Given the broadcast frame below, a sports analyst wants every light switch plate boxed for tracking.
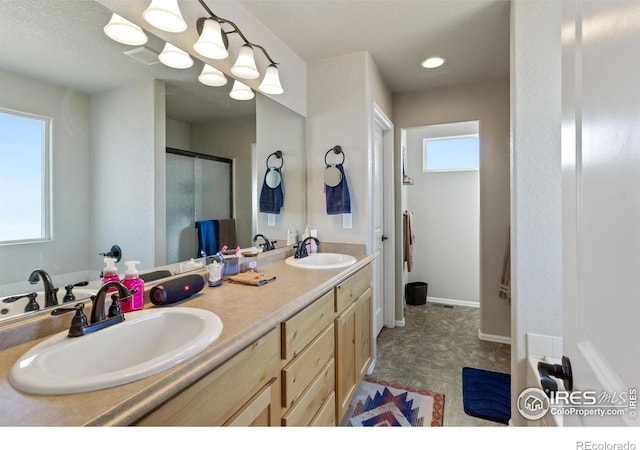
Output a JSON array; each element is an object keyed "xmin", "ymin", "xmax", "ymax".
[{"xmin": 342, "ymin": 213, "xmax": 352, "ymax": 229}]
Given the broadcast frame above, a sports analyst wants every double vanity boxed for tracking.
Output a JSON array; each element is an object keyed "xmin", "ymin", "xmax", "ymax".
[{"xmin": 0, "ymin": 244, "xmax": 373, "ymax": 426}]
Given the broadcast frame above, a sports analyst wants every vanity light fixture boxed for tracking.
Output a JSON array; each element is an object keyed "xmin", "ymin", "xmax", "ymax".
[
  {"xmin": 198, "ymin": 64, "xmax": 227, "ymax": 87},
  {"xmin": 111, "ymin": 0, "xmax": 284, "ymax": 97},
  {"xmin": 229, "ymin": 80, "xmax": 255, "ymax": 101},
  {"xmin": 422, "ymin": 57, "xmax": 445, "ymax": 69},
  {"xmin": 142, "ymin": 0, "xmax": 187, "ymax": 33},
  {"xmin": 158, "ymin": 42, "xmax": 193, "ymax": 69},
  {"xmin": 103, "ymin": 13, "xmax": 148, "ymax": 46},
  {"xmin": 194, "ymin": 0, "xmax": 284, "ymax": 95}
]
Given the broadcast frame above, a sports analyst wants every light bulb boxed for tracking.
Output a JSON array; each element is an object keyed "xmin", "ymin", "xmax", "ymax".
[
  {"xmin": 158, "ymin": 42, "xmax": 193, "ymax": 69},
  {"xmin": 143, "ymin": 0, "xmax": 187, "ymax": 33},
  {"xmin": 104, "ymin": 13, "xmax": 148, "ymax": 46},
  {"xmin": 193, "ymin": 19, "xmax": 228, "ymax": 60},
  {"xmin": 231, "ymin": 45, "xmax": 259, "ymax": 80},
  {"xmin": 198, "ymin": 64, "xmax": 227, "ymax": 87},
  {"xmin": 421, "ymin": 57, "xmax": 445, "ymax": 69},
  {"xmin": 258, "ymin": 64, "xmax": 284, "ymax": 95},
  {"xmin": 229, "ymin": 80, "xmax": 254, "ymax": 100}
]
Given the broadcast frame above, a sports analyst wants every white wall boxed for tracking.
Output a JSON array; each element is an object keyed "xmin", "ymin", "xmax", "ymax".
[
  {"xmin": 405, "ymin": 124, "xmax": 480, "ymax": 305},
  {"xmin": 0, "ymin": 69, "xmax": 91, "ymax": 286},
  {"xmin": 255, "ymin": 95, "xmax": 306, "ymax": 245},
  {"xmin": 306, "ymin": 51, "xmax": 392, "ymax": 246},
  {"xmin": 394, "ymin": 79, "xmax": 511, "ymax": 338},
  {"xmin": 510, "ymin": 0, "xmax": 563, "ymax": 426},
  {"xmin": 90, "ymin": 79, "xmax": 162, "ymax": 273},
  {"xmin": 166, "ymin": 118, "xmax": 191, "ymax": 151}
]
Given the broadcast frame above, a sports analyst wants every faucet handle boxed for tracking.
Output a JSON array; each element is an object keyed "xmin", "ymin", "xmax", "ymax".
[
  {"xmin": 109, "ymin": 294, "xmax": 123, "ymax": 318},
  {"xmin": 52, "ymin": 303, "xmax": 88, "ymax": 337}
]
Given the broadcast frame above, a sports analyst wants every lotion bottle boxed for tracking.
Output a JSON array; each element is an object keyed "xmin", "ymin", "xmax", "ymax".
[{"xmin": 122, "ymin": 261, "xmax": 144, "ymax": 313}]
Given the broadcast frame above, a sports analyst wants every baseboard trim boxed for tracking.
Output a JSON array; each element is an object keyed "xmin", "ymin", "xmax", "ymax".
[
  {"xmin": 395, "ymin": 318, "xmax": 406, "ymax": 327},
  {"xmin": 427, "ymin": 296, "xmax": 479, "ymax": 308},
  {"xmin": 478, "ymin": 330, "xmax": 512, "ymax": 345}
]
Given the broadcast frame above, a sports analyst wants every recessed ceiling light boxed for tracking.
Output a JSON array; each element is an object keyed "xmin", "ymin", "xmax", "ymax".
[{"xmin": 422, "ymin": 57, "xmax": 445, "ymax": 69}]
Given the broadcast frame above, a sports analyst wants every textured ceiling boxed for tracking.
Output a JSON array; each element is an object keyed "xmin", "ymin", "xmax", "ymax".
[{"xmin": 239, "ymin": 0, "xmax": 511, "ymax": 93}]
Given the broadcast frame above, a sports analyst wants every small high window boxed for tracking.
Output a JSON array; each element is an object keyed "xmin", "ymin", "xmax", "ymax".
[
  {"xmin": 0, "ymin": 108, "xmax": 51, "ymax": 244},
  {"xmin": 424, "ymin": 134, "xmax": 479, "ymax": 172}
]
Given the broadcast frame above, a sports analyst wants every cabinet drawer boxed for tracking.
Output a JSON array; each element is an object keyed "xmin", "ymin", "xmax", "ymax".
[
  {"xmin": 281, "ymin": 359, "xmax": 335, "ymax": 427},
  {"xmin": 335, "ymin": 264, "xmax": 372, "ymax": 313},
  {"xmin": 282, "ymin": 324, "xmax": 334, "ymax": 408},
  {"xmin": 281, "ymin": 290, "xmax": 333, "ymax": 361},
  {"xmin": 309, "ymin": 391, "xmax": 336, "ymax": 427}
]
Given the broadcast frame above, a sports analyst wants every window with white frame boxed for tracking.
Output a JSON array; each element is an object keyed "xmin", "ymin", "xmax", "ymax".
[
  {"xmin": 423, "ymin": 134, "xmax": 479, "ymax": 172},
  {"xmin": 0, "ymin": 108, "xmax": 51, "ymax": 243}
]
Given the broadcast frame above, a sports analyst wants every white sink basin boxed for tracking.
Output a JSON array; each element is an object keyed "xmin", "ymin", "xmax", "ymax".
[
  {"xmin": 9, "ymin": 307, "xmax": 223, "ymax": 395},
  {"xmin": 285, "ymin": 253, "xmax": 357, "ymax": 269}
]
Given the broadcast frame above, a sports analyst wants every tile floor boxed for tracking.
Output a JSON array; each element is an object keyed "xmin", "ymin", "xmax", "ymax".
[{"xmin": 369, "ymin": 302, "xmax": 511, "ymax": 426}]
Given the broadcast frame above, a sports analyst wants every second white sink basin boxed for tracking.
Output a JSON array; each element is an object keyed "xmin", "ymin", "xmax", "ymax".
[
  {"xmin": 285, "ymin": 253, "xmax": 357, "ymax": 269},
  {"xmin": 9, "ymin": 307, "xmax": 223, "ymax": 395}
]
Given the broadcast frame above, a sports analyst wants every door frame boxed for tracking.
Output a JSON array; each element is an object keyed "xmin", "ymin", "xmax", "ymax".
[{"xmin": 368, "ymin": 103, "xmax": 395, "ymax": 330}]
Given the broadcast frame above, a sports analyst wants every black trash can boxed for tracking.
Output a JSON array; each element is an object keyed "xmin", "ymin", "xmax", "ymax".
[{"xmin": 405, "ymin": 282, "xmax": 428, "ymax": 305}]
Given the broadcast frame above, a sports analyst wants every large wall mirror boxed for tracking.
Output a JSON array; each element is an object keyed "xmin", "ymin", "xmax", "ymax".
[{"xmin": 0, "ymin": 0, "xmax": 306, "ymax": 322}]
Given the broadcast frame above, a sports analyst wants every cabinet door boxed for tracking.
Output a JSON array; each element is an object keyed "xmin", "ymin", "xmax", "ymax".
[
  {"xmin": 335, "ymin": 287, "xmax": 373, "ymax": 422},
  {"xmin": 356, "ymin": 288, "xmax": 373, "ymax": 380},
  {"xmin": 224, "ymin": 378, "xmax": 279, "ymax": 426},
  {"xmin": 335, "ymin": 299, "xmax": 358, "ymax": 421}
]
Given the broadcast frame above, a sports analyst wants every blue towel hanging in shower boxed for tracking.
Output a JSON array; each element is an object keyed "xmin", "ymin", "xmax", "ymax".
[
  {"xmin": 195, "ymin": 220, "xmax": 218, "ymax": 257},
  {"xmin": 259, "ymin": 167, "xmax": 284, "ymax": 214},
  {"xmin": 325, "ymin": 163, "xmax": 351, "ymax": 215}
]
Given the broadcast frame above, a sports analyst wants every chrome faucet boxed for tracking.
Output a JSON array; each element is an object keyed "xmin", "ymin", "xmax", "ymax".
[
  {"xmin": 294, "ymin": 237, "xmax": 320, "ymax": 259},
  {"xmin": 253, "ymin": 234, "xmax": 275, "ymax": 252},
  {"xmin": 28, "ymin": 269, "xmax": 58, "ymax": 308},
  {"xmin": 51, "ymin": 281, "xmax": 130, "ymax": 337}
]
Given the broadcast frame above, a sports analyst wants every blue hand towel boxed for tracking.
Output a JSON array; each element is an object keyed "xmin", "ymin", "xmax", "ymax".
[
  {"xmin": 195, "ymin": 220, "xmax": 218, "ymax": 257},
  {"xmin": 259, "ymin": 167, "xmax": 284, "ymax": 214},
  {"xmin": 325, "ymin": 163, "xmax": 351, "ymax": 214}
]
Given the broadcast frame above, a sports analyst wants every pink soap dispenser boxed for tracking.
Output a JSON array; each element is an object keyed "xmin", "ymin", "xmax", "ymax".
[
  {"xmin": 122, "ymin": 260, "xmax": 144, "ymax": 313},
  {"xmin": 102, "ymin": 257, "xmax": 120, "ymax": 290}
]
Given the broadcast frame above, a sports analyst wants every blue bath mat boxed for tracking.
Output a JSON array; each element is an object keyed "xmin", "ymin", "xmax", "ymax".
[{"xmin": 462, "ymin": 367, "xmax": 511, "ymax": 424}]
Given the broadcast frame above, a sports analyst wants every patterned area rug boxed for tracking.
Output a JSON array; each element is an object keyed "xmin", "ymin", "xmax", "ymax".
[{"xmin": 339, "ymin": 378, "xmax": 445, "ymax": 426}]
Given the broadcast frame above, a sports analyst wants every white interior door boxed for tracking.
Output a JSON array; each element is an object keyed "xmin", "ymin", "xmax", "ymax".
[
  {"xmin": 372, "ymin": 121, "xmax": 385, "ymax": 337},
  {"xmin": 370, "ymin": 105, "xmax": 395, "ymax": 339},
  {"xmin": 562, "ymin": 0, "xmax": 640, "ymax": 426}
]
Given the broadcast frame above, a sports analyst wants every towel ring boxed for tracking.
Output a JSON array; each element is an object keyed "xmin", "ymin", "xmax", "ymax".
[
  {"xmin": 266, "ymin": 150, "xmax": 284, "ymax": 169},
  {"xmin": 324, "ymin": 146, "xmax": 344, "ymax": 187},
  {"xmin": 324, "ymin": 145, "xmax": 345, "ymax": 165}
]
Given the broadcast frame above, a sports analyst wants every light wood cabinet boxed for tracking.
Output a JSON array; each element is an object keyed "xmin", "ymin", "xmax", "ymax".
[
  {"xmin": 280, "ymin": 289, "xmax": 336, "ymax": 426},
  {"xmin": 133, "ymin": 262, "xmax": 372, "ymax": 428},
  {"xmin": 135, "ymin": 328, "xmax": 281, "ymax": 426},
  {"xmin": 334, "ymin": 266, "xmax": 373, "ymax": 423}
]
